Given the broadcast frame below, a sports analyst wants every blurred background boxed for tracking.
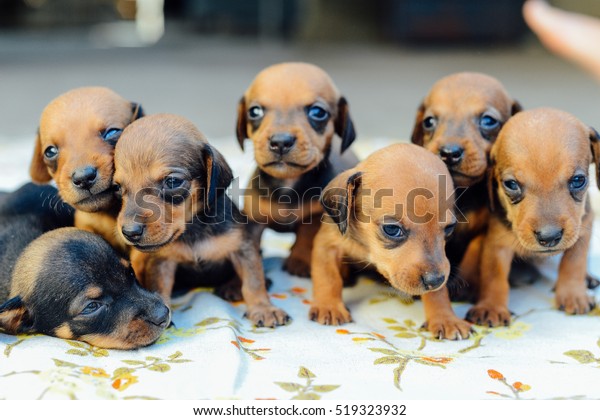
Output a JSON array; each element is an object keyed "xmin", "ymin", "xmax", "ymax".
[{"xmin": 0, "ymin": 0, "xmax": 598, "ymax": 145}]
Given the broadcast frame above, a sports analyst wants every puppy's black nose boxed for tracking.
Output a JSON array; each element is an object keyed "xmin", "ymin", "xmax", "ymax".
[
  {"xmin": 439, "ymin": 144, "xmax": 464, "ymax": 167},
  {"xmin": 534, "ymin": 227, "xmax": 563, "ymax": 248},
  {"xmin": 148, "ymin": 304, "xmax": 170, "ymax": 328},
  {"xmin": 72, "ymin": 166, "xmax": 98, "ymax": 190},
  {"xmin": 269, "ymin": 133, "xmax": 296, "ymax": 155},
  {"xmin": 421, "ymin": 272, "xmax": 446, "ymax": 291},
  {"xmin": 122, "ymin": 224, "xmax": 145, "ymax": 242}
]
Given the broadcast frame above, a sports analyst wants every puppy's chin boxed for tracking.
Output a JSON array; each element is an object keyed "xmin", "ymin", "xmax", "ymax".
[
  {"xmin": 61, "ymin": 185, "xmax": 118, "ymax": 212},
  {"xmin": 259, "ymin": 161, "xmax": 318, "ymax": 179},
  {"xmin": 387, "ymin": 276, "xmax": 444, "ymax": 296},
  {"xmin": 448, "ymin": 167, "xmax": 486, "ymax": 187},
  {"xmin": 79, "ymin": 323, "xmax": 166, "ymax": 350},
  {"xmin": 126, "ymin": 230, "xmax": 180, "ymax": 252}
]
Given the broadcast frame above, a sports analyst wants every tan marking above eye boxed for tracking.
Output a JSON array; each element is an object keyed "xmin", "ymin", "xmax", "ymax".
[{"xmin": 85, "ymin": 286, "xmax": 103, "ymax": 300}]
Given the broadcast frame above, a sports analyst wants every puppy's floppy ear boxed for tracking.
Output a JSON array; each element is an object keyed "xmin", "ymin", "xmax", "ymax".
[
  {"xmin": 203, "ymin": 143, "xmax": 234, "ymax": 207},
  {"xmin": 236, "ymin": 97, "xmax": 248, "ymax": 150},
  {"xmin": 334, "ymin": 97, "xmax": 356, "ymax": 153},
  {"xmin": 0, "ymin": 296, "xmax": 33, "ymax": 334},
  {"xmin": 410, "ymin": 103, "xmax": 425, "ymax": 146},
  {"xmin": 511, "ymin": 100, "xmax": 523, "ymax": 116},
  {"xmin": 589, "ymin": 127, "xmax": 600, "ymax": 190},
  {"xmin": 321, "ymin": 170, "xmax": 362, "ymax": 235},
  {"xmin": 130, "ymin": 102, "xmax": 144, "ymax": 122},
  {"xmin": 29, "ymin": 130, "xmax": 52, "ymax": 184}
]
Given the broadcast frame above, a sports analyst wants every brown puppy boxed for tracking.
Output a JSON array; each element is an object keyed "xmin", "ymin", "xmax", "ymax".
[
  {"xmin": 470, "ymin": 108, "xmax": 599, "ymax": 326},
  {"xmin": 29, "ymin": 86, "xmax": 143, "ymax": 253},
  {"xmin": 310, "ymin": 143, "xmax": 473, "ymax": 340},
  {"xmin": 411, "ymin": 72, "xmax": 521, "ymax": 295},
  {"xmin": 113, "ymin": 114, "xmax": 289, "ymax": 328},
  {"xmin": 236, "ymin": 62, "xmax": 358, "ymax": 277}
]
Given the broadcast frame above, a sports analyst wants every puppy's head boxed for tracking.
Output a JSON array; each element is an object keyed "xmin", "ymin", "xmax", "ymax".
[
  {"xmin": 411, "ymin": 72, "xmax": 521, "ymax": 187},
  {"xmin": 490, "ymin": 108, "xmax": 600, "ymax": 254},
  {"xmin": 0, "ymin": 228, "xmax": 169, "ymax": 349},
  {"xmin": 114, "ymin": 114, "xmax": 233, "ymax": 251},
  {"xmin": 321, "ymin": 144, "xmax": 456, "ymax": 295},
  {"xmin": 30, "ymin": 87, "xmax": 144, "ymax": 212},
  {"xmin": 236, "ymin": 62, "xmax": 356, "ymax": 179}
]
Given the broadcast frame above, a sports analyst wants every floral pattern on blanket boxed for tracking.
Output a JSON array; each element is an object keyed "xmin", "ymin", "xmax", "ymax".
[{"xmin": 1, "ymin": 139, "xmax": 600, "ymax": 399}]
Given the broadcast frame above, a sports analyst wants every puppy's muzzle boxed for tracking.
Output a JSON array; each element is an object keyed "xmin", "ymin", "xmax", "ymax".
[
  {"xmin": 71, "ymin": 166, "xmax": 98, "ymax": 190},
  {"xmin": 534, "ymin": 226, "xmax": 563, "ymax": 248},
  {"xmin": 122, "ymin": 223, "xmax": 145, "ymax": 243},
  {"xmin": 421, "ymin": 272, "xmax": 446, "ymax": 291},
  {"xmin": 439, "ymin": 144, "xmax": 464, "ymax": 167},
  {"xmin": 269, "ymin": 132, "xmax": 296, "ymax": 156}
]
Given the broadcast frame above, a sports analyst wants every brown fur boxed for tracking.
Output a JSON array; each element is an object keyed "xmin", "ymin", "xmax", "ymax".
[
  {"xmin": 114, "ymin": 114, "xmax": 289, "ymax": 328},
  {"xmin": 470, "ymin": 108, "xmax": 599, "ymax": 326},
  {"xmin": 310, "ymin": 144, "xmax": 473, "ymax": 340},
  {"xmin": 237, "ymin": 62, "xmax": 357, "ymax": 277},
  {"xmin": 30, "ymin": 87, "xmax": 143, "ymax": 253}
]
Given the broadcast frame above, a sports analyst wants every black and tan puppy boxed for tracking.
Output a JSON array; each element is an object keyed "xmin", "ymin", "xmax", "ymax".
[
  {"xmin": 0, "ymin": 184, "xmax": 168, "ymax": 349},
  {"xmin": 113, "ymin": 114, "xmax": 289, "ymax": 328},
  {"xmin": 236, "ymin": 62, "xmax": 358, "ymax": 277},
  {"xmin": 29, "ymin": 86, "xmax": 144, "ymax": 253},
  {"xmin": 310, "ymin": 144, "xmax": 473, "ymax": 340},
  {"xmin": 411, "ymin": 72, "xmax": 521, "ymax": 292},
  {"xmin": 470, "ymin": 108, "xmax": 599, "ymax": 326}
]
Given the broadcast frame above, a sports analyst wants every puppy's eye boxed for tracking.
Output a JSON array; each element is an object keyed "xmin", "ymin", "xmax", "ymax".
[
  {"xmin": 307, "ymin": 105, "xmax": 329, "ymax": 122},
  {"xmin": 101, "ymin": 128, "xmax": 123, "ymax": 146},
  {"xmin": 503, "ymin": 179, "xmax": 520, "ymax": 192},
  {"xmin": 479, "ymin": 115, "xmax": 500, "ymax": 131},
  {"xmin": 422, "ymin": 116, "xmax": 437, "ymax": 131},
  {"xmin": 112, "ymin": 183, "xmax": 122, "ymax": 197},
  {"xmin": 80, "ymin": 301, "xmax": 103, "ymax": 316},
  {"xmin": 444, "ymin": 223, "xmax": 456, "ymax": 238},
  {"xmin": 569, "ymin": 175, "xmax": 587, "ymax": 191},
  {"xmin": 44, "ymin": 146, "xmax": 58, "ymax": 159},
  {"xmin": 248, "ymin": 106, "xmax": 264, "ymax": 120},
  {"xmin": 382, "ymin": 224, "xmax": 407, "ymax": 240},
  {"xmin": 163, "ymin": 176, "xmax": 185, "ymax": 190}
]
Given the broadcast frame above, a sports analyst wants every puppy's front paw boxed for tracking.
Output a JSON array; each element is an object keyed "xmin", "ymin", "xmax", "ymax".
[
  {"xmin": 308, "ymin": 303, "xmax": 352, "ymax": 325},
  {"xmin": 245, "ymin": 305, "xmax": 291, "ymax": 328},
  {"xmin": 466, "ymin": 303, "xmax": 512, "ymax": 327},
  {"xmin": 555, "ymin": 288, "xmax": 596, "ymax": 314},
  {"xmin": 423, "ymin": 316, "xmax": 473, "ymax": 340},
  {"xmin": 283, "ymin": 256, "xmax": 311, "ymax": 278}
]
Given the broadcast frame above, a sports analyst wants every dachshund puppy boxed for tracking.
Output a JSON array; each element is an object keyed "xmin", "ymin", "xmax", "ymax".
[
  {"xmin": 310, "ymin": 144, "xmax": 473, "ymax": 340},
  {"xmin": 113, "ymin": 114, "xmax": 289, "ymax": 328},
  {"xmin": 29, "ymin": 86, "xmax": 144, "ymax": 253},
  {"xmin": 236, "ymin": 62, "xmax": 358, "ymax": 277},
  {"xmin": 0, "ymin": 183, "xmax": 168, "ymax": 349},
  {"xmin": 411, "ymin": 72, "xmax": 521, "ymax": 292},
  {"xmin": 0, "ymin": 228, "xmax": 170, "ymax": 350},
  {"xmin": 470, "ymin": 108, "xmax": 599, "ymax": 326}
]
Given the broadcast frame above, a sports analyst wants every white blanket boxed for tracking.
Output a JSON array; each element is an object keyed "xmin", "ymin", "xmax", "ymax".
[{"xmin": 1, "ymin": 138, "xmax": 599, "ymax": 400}]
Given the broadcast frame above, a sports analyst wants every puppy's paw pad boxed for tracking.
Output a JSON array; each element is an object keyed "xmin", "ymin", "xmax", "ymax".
[
  {"xmin": 309, "ymin": 304, "xmax": 352, "ymax": 326},
  {"xmin": 425, "ymin": 316, "xmax": 472, "ymax": 340},
  {"xmin": 465, "ymin": 304, "xmax": 511, "ymax": 327},
  {"xmin": 283, "ymin": 257, "xmax": 311, "ymax": 278},
  {"xmin": 245, "ymin": 306, "xmax": 291, "ymax": 328},
  {"xmin": 556, "ymin": 291, "xmax": 596, "ymax": 315}
]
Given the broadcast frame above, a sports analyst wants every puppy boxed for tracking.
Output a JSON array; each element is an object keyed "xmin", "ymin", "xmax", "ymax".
[
  {"xmin": 0, "ymin": 184, "xmax": 168, "ymax": 349},
  {"xmin": 470, "ymin": 108, "xmax": 598, "ymax": 326},
  {"xmin": 236, "ymin": 62, "xmax": 358, "ymax": 277},
  {"xmin": 113, "ymin": 114, "xmax": 289, "ymax": 328},
  {"xmin": 411, "ymin": 72, "xmax": 521, "ymax": 291},
  {"xmin": 310, "ymin": 144, "xmax": 473, "ymax": 340},
  {"xmin": 29, "ymin": 86, "xmax": 144, "ymax": 253}
]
